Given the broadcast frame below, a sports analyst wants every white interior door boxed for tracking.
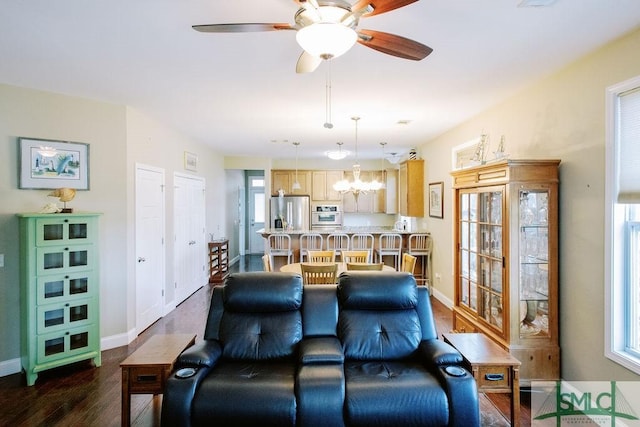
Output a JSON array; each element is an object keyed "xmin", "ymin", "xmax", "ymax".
[
  {"xmin": 248, "ymin": 176, "xmax": 265, "ymax": 254},
  {"xmin": 174, "ymin": 174, "xmax": 206, "ymax": 304},
  {"xmin": 135, "ymin": 164, "xmax": 165, "ymax": 333}
]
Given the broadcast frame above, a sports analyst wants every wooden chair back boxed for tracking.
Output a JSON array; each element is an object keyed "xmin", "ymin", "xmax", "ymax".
[
  {"xmin": 300, "ymin": 263, "xmax": 338, "ymax": 285},
  {"xmin": 401, "ymin": 253, "xmax": 417, "ymax": 274},
  {"xmin": 346, "ymin": 262, "xmax": 384, "ymax": 271},
  {"xmin": 342, "ymin": 250, "xmax": 369, "ymax": 263},
  {"xmin": 307, "ymin": 250, "xmax": 336, "ymax": 263}
]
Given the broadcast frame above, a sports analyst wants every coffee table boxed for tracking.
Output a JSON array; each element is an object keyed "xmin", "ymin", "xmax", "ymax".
[
  {"xmin": 442, "ymin": 333, "xmax": 521, "ymax": 427},
  {"xmin": 120, "ymin": 333, "xmax": 196, "ymax": 426}
]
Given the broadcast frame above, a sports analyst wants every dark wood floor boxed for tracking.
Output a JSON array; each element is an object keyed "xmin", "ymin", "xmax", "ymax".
[{"xmin": 0, "ymin": 255, "xmax": 530, "ymax": 426}]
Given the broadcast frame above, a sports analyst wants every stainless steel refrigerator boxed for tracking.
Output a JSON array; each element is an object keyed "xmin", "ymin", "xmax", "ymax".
[{"xmin": 270, "ymin": 195, "xmax": 310, "ymax": 230}]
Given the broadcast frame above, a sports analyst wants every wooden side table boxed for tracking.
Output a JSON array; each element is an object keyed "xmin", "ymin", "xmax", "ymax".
[
  {"xmin": 442, "ymin": 333, "xmax": 521, "ymax": 427},
  {"xmin": 120, "ymin": 333, "xmax": 196, "ymax": 426}
]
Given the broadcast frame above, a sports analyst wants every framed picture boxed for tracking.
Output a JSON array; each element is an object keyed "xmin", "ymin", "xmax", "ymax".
[
  {"xmin": 451, "ymin": 137, "xmax": 482, "ymax": 170},
  {"xmin": 18, "ymin": 137, "xmax": 90, "ymax": 190},
  {"xmin": 184, "ymin": 151, "xmax": 198, "ymax": 171},
  {"xmin": 429, "ymin": 182, "xmax": 444, "ymax": 219}
]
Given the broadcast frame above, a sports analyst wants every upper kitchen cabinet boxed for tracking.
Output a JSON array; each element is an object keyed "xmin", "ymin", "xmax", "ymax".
[
  {"xmin": 385, "ymin": 168, "xmax": 398, "ymax": 214},
  {"xmin": 311, "ymin": 170, "xmax": 343, "ymax": 201},
  {"xmin": 342, "ymin": 171, "xmax": 386, "ymax": 213},
  {"xmin": 271, "ymin": 170, "xmax": 311, "ymax": 196},
  {"xmin": 399, "ymin": 160, "xmax": 424, "ymax": 217}
]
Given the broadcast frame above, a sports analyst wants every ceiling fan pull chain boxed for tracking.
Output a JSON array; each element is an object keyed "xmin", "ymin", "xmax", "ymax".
[{"xmin": 324, "ymin": 60, "xmax": 334, "ymax": 129}]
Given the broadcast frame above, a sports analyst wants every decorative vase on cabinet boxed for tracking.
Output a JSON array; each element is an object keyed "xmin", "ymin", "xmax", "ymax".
[
  {"xmin": 451, "ymin": 159, "xmax": 560, "ymax": 384},
  {"xmin": 17, "ymin": 212, "xmax": 102, "ymax": 386}
]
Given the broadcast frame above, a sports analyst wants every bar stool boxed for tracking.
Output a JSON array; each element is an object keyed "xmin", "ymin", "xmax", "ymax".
[
  {"xmin": 326, "ymin": 232, "xmax": 350, "ymax": 261},
  {"xmin": 350, "ymin": 233, "xmax": 375, "ymax": 263},
  {"xmin": 268, "ymin": 234, "xmax": 293, "ymax": 268},
  {"xmin": 375, "ymin": 233, "xmax": 403, "ymax": 270},
  {"xmin": 407, "ymin": 233, "xmax": 433, "ymax": 288},
  {"xmin": 299, "ymin": 233, "xmax": 323, "ymax": 262}
]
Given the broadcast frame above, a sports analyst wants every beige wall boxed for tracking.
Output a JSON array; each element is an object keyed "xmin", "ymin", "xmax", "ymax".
[
  {"xmin": 0, "ymin": 85, "xmax": 226, "ymax": 373},
  {"xmin": 420, "ymin": 27, "xmax": 640, "ymax": 380},
  {"xmin": 0, "ymin": 84, "xmax": 128, "ymax": 363}
]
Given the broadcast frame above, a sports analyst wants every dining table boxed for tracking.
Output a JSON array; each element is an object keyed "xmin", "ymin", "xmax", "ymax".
[{"xmin": 279, "ymin": 262, "xmax": 396, "ymax": 276}]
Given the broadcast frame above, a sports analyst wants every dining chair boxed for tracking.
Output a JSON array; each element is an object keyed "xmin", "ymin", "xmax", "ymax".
[
  {"xmin": 300, "ymin": 263, "xmax": 338, "ymax": 285},
  {"xmin": 349, "ymin": 233, "xmax": 375, "ymax": 262},
  {"xmin": 401, "ymin": 253, "xmax": 417, "ymax": 275},
  {"xmin": 407, "ymin": 233, "xmax": 433, "ymax": 288},
  {"xmin": 341, "ymin": 250, "xmax": 370, "ymax": 263},
  {"xmin": 346, "ymin": 262, "xmax": 384, "ymax": 271},
  {"xmin": 299, "ymin": 233, "xmax": 324, "ymax": 262},
  {"xmin": 375, "ymin": 233, "xmax": 403, "ymax": 270},
  {"xmin": 326, "ymin": 232, "xmax": 350, "ymax": 261},
  {"xmin": 268, "ymin": 233, "xmax": 293, "ymax": 268},
  {"xmin": 307, "ymin": 250, "xmax": 336, "ymax": 263},
  {"xmin": 262, "ymin": 254, "xmax": 272, "ymax": 272}
]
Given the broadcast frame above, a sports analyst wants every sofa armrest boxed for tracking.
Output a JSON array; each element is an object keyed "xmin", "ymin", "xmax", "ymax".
[
  {"xmin": 419, "ymin": 339, "xmax": 463, "ymax": 366},
  {"xmin": 177, "ymin": 340, "xmax": 222, "ymax": 368},
  {"xmin": 435, "ymin": 366, "xmax": 480, "ymax": 426},
  {"xmin": 299, "ymin": 337, "xmax": 344, "ymax": 365},
  {"xmin": 161, "ymin": 364, "xmax": 212, "ymax": 427}
]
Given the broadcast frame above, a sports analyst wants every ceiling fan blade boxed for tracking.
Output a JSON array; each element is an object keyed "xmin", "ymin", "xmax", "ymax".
[
  {"xmin": 357, "ymin": 29, "xmax": 432, "ymax": 60},
  {"xmin": 296, "ymin": 51, "xmax": 323, "ymax": 73},
  {"xmin": 192, "ymin": 23, "xmax": 295, "ymax": 33},
  {"xmin": 352, "ymin": 0, "xmax": 418, "ymax": 17}
]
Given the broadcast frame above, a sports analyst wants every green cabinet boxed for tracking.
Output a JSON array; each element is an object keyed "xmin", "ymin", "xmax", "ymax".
[{"xmin": 18, "ymin": 213, "xmax": 101, "ymax": 386}]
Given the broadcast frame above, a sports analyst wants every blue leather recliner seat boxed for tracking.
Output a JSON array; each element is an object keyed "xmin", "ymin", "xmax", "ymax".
[{"xmin": 161, "ymin": 271, "xmax": 480, "ymax": 427}]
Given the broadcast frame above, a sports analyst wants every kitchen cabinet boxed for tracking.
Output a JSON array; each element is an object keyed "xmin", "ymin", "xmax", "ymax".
[
  {"xmin": 399, "ymin": 160, "xmax": 424, "ymax": 217},
  {"xmin": 385, "ymin": 168, "xmax": 398, "ymax": 214},
  {"xmin": 271, "ymin": 170, "xmax": 311, "ymax": 195},
  {"xmin": 451, "ymin": 159, "xmax": 560, "ymax": 384},
  {"xmin": 17, "ymin": 213, "xmax": 102, "ymax": 386},
  {"xmin": 342, "ymin": 171, "xmax": 372, "ymax": 213},
  {"xmin": 311, "ymin": 170, "xmax": 343, "ymax": 201}
]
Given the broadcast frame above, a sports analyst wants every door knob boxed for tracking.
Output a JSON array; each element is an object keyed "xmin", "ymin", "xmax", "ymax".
[{"xmin": 137, "ymin": 257, "xmax": 146, "ymax": 263}]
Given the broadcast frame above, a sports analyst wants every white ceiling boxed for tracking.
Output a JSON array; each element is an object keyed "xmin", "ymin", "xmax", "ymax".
[{"xmin": 1, "ymin": 0, "xmax": 639, "ymax": 160}]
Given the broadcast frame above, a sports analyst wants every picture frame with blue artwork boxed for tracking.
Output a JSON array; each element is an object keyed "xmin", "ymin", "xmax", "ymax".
[{"xmin": 18, "ymin": 137, "xmax": 90, "ymax": 190}]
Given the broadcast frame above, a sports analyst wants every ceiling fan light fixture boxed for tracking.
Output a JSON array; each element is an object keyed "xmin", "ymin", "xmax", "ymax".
[{"xmin": 296, "ymin": 23, "xmax": 357, "ymax": 59}]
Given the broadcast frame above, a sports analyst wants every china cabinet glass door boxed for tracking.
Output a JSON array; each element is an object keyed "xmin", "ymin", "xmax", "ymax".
[
  {"xmin": 518, "ymin": 189, "xmax": 550, "ymax": 338},
  {"xmin": 458, "ymin": 187, "xmax": 504, "ymax": 333}
]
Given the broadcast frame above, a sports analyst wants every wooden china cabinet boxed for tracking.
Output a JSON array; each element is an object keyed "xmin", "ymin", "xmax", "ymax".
[{"xmin": 451, "ymin": 159, "xmax": 560, "ymax": 383}]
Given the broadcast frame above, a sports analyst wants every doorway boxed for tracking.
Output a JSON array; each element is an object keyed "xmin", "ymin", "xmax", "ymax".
[
  {"xmin": 173, "ymin": 173, "xmax": 207, "ymax": 304},
  {"xmin": 134, "ymin": 164, "xmax": 166, "ymax": 333},
  {"xmin": 246, "ymin": 172, "xmax": 265, "ymax": 254}
]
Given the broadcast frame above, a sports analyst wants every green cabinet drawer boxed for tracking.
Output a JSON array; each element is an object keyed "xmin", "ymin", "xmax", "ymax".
[
  {"xmin": 36, "ymin": 272, "xmax": 96, "ymax": 305},
  {"xmin": 36, "ymin": 324, "xmax": 99, "ymax": 365},
  {"xmin": 36, "ymin": 244, "xmax": 95, "ymax": 275},
  {"xmin": 36, "ymin": 298, "xmax": 96, "ymax": 334},
  {"xmin": 35, "ymin": 217, "xmax": 96, "ymax": 246}
]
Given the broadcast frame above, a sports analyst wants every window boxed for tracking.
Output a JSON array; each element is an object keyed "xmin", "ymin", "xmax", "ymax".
[{"xmin": 605, "ymin": 76, "xmax": 640, "ymax": 374}]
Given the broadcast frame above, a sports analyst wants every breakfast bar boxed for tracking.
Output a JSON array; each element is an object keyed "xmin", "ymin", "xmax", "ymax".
[{"xmin": 258, "ymin": 227, "xmax": 431, "ymax": 274}]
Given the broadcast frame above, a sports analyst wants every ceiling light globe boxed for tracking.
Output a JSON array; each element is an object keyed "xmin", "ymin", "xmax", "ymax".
[
  {"xmin": 326, "ymin": 150, "xmax": 349, "ymax": 160},
  {"xmin": 296, "ymin": 23, "xmax": 357, "ymax": 59}
]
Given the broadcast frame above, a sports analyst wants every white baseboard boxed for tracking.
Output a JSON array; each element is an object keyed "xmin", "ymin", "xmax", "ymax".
[
  {"xmin": 100, "ymin": 328, "xmax": 137, "ymax": 351},
  {"xmin": 0, "ymin": 357, "xmax": 21, "ymax": 377},
  {"xmin": 432, "ymin": 287, "xmax": 453, "ymax": 309}
]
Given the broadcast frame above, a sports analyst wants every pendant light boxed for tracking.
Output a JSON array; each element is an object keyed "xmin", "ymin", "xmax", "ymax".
[
  {"xmin": 332, "ymin": 116, "xmax": 374, "ymax": 200},
  {"xmin": 326, "ymin": 141, "xmax": 349, "ymax": 160},
  {"xmin": 292, "ymin": 142, "xmax": 301, "ymax": 190}
]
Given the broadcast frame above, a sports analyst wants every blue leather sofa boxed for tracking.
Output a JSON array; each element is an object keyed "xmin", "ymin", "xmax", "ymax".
[{"xmin": 161, "ymin": 271, "xmax": 480, "ymax": 427}]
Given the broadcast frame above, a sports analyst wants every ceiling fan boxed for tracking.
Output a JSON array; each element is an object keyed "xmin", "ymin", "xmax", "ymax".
[{"xmin": 193, "ymin": 0, "xmax": 433, "ymax": 73}]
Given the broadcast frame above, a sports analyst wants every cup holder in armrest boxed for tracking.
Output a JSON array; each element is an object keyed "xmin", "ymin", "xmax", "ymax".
[
  {"xmin": 444, "ymin": 366, "xmax": 467, "ymax": 377},
  {"xmin": 175, "ymin": 367, "xmax": 197, "ymax": 379}
]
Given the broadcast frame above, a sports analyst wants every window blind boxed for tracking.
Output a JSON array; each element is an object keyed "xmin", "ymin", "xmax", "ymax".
[{"xmin": 617, "ymin": 87, "xmax": 640, "ymax": 203}]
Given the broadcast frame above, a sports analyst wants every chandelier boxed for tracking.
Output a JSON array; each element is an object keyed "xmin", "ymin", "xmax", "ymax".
[{"xmin": 333, "ymin": 117, "xmax": 378, "ymax": 200}]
